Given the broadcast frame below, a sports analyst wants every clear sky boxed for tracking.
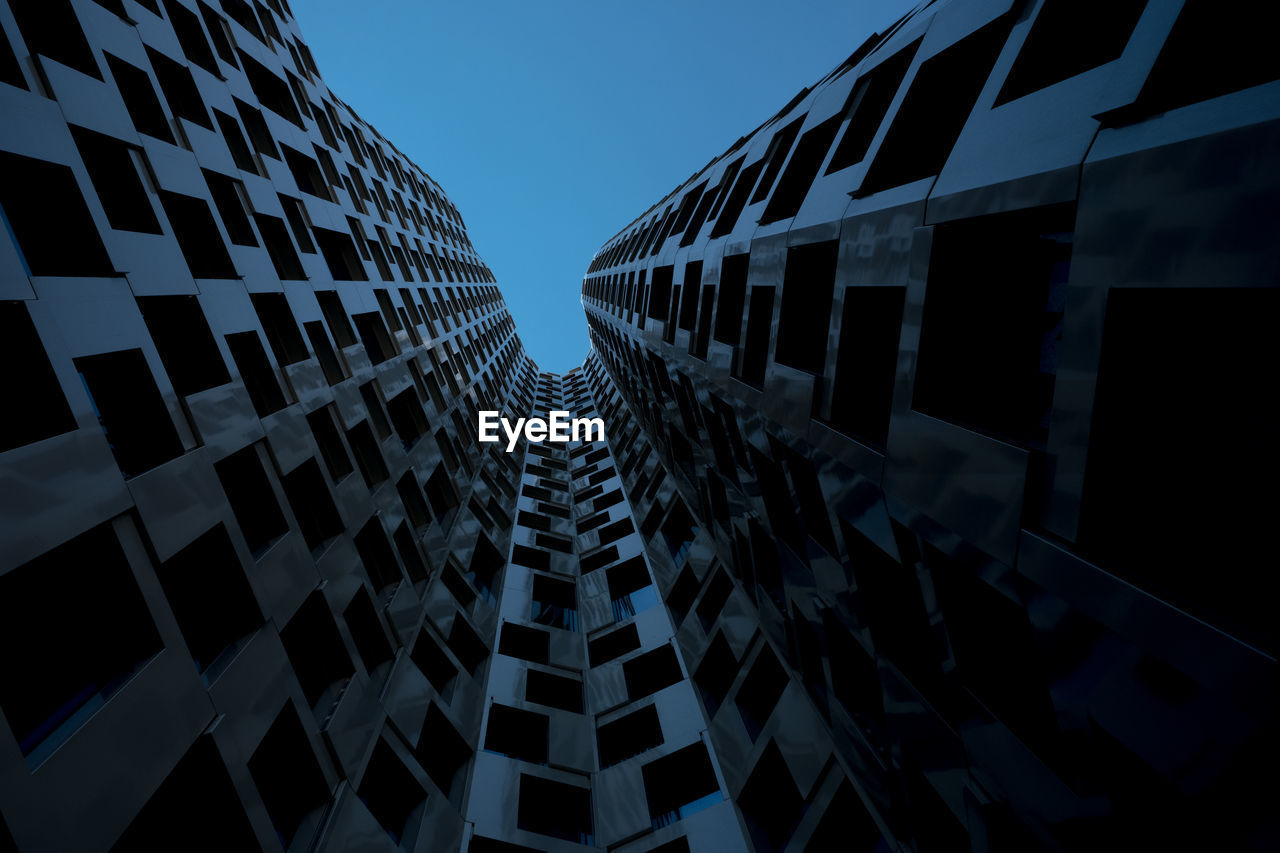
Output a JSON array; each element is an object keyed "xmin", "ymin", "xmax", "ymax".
[{"xmin": 295, "ymin": 0, "xmax": 919, "ymax": 373}]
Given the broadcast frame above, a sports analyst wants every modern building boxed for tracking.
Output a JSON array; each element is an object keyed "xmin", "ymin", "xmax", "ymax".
[{"xmin": 1, "ymin": 0, "xmax": 1276, "ymax": 852}]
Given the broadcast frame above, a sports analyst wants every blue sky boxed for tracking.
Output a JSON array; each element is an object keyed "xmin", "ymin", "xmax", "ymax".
[{"xmin": 296, "ymin": 0, "xmax": 917, "ymax": 373}]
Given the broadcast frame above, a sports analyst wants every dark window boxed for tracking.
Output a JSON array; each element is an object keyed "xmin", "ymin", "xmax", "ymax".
[
  {"xmin": 7, "ymin": 0, "xmax": 101, "ymax": 79},
  {"xmin": 734, "ymin": 286, "xmax": 774, "ymax": 387},
  {"xmin": 828, "ymin": 286, "xmax": 904, "ymax": 448},
  {"xmin": 353, "ymin": 517, "xmax": 405, "ymax": 591},
  {"xmin": 161, "ymin": 0, "xmax": 219, "ymax": 75},
  {"xmin": 279, "ymin": 590, "xmax": 354, "ymax": 711},
  {"xmin": 145, "ymin": 47, "xmax": 211, "ymax": 130},
  {"xmin": 386, "ymin": 387, "xmax": 429, "ymax": 449},
  {"xmin": 485, "ymin": 704, "xmax": 549, "ymax": 764},
  {"xmin": 415, "ymin": 703, "xmax": 471, "ymax": 796},
  {"xmin": 156, "ymin": 524, "xmax": 261, "ymax": 673},
  {"xmin": 411, "ymin": 630, "xmax": 458, "ymax": 695},
  {"xmin": 525, "ymin": 669, "xmax": 583, "ymax": 713},
  {"xmin": 714, "ymin": 253, "xmax": 750, "ymax": 345},
  {"xmin": 105, "ymin": 53, "xmax": 174, "ymax": 143},
  {"xmin": 738, "ymin": 741, "xmax": 804, "ymax": 853},
  {"xmin": 225, "ymin": 330, "xmax": 287, "ymax": 417},
  {"xmin": 315, "ymin": 226, "xmax": 368, "ymax": 280},
  {"xmin": 214, "ymin": 109, "xmax": 257, "ymax": 173},
  {"xmin": 775, "ymin": 241, "xmax": 838, "ymax": 375},
  {"xmin": 281, "ymin": 144, "xmax": 331, "ymax": 201},
  {"xmin": 234, "ymin": 97, "xmax": 278, "ymax": 158},
  {"xmin": 750, "ymin": 115, "xmax": 806, "ymax": 204},
  {"xmin": 588, "ymin": 623, "xmax": 641, "ymax": 667},
  {"xmin": 760, "ymin": 115, "xmax": 844, "ymax": 224},
  {"xmin": 530, "ymin": 574, "xmax": 578, "ymax": 631},
  {"xmin": 860, "ymin": 13, "xmax": 1015, "ymax": 195},
  {"xmin": 735, "ymin": 645, "xmax": 788, "ymax": 739},
  {"xmin": 0, "ymin": 150, "xmax": 114, "ymax": 277},
  {"xmin": 253, "ymin": 213, "xmax": 306, "ymax": 279},
  {"xmin": 246, "ymin": 704, "xmax": 331, "ymax": 849},
  {"xmin": 199, "ymin": 3, "xmax": 239, "ymax": 68},
  {"xmin": 517, "ymin": 775, "xmax": 593, "ymax": 846},
  {"xmin": 158, "ymin": 190, "xmax": 237, "ymax": 279},
  {"xmin": 316, "ymin": 290, "xmax": 356, "ymax": 347},
  {"xmin": 0, "ymin": 523, "xmax": 162, "ymax": 757},
  {"xmin": 75, "ymin": 348, "xmax": 184, "ymax": 478},
  {"xmin": 249, "ymin": 292, "xmax": 308, "ymax": 365},
  {"xmin": 641, "ymin": 743, "xmax": 721, "ymax": 829},
  {"xmin": 138, "ymin": 295, "xmax": 230, "ymax": 397},
  {"xmin": 598, "ymin": 704, "xmax": 663, "ymax": 768},
  {"xmin": 0, "ymin": 302, "xmax": 76, "ymax": 453},
  {"xmin": 912, "ymin": 204, "xmax": 1073, "ymax": 446},
  {"xmin": 237, "ymin": 49, "xmax": 304, "ymax": 127},
  {"xmin": 112, "ymin": 736, "xmax": 258, "ymax": 852},
  {"xmin": 498, "ymin": 622, "xmax": 550, "ymax": 665},
  {"xmin": 343, "ymin": 587, "xmax": 394, "ymax": 676},
  {"xmin": 304, "ymin": 320, "xmax": 344, "ymax": 385},
  {"xmin": 358, "ymin": 738, "xmax": 426, "ymax": 844},
  {"xmin": 279, "ymin": 195, "xmax": 316, "ymax": 252},
  {"xmin": 709, "ymin": 159, "xmax": 765, "ymax": 239},
  {"xmin": 203, "ymin": 169, "xmax": 257, "ymax": 246},
  {"xmin": 1079, "ymin": 287, "xmax": 1280, "ymax": 654},
  {"xmin": 70, "ymin": 126, "xmax": 161, "ymax": 234},
  {"xmin": 693, "ymin": 631, "xmax": 738, "ymax": 716},
  {"xmin": 623, "ymin": 644, "xmax": 683, "ymax": 702},
  {"xmin": 696, "ymin": 569, "xmax": 733, "ymax": 632},
  {"xmin": 826, "ymin": 39, "xmax": 920, "ymax": 174},
  {"xmin": 214, "ymin": 443, "xmax": 288, "ymax": 557},
  {"xmin": 280, "ymin": 458, "xmax": 343, "ymax": 552},
  {"xmin": 996, "ymin": 0, "xmax": 1145, "ymax": 106}
]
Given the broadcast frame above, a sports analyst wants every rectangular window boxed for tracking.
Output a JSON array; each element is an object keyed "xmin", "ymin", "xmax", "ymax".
[
  {"xmin": 0, "ymin": 150, "xmax": 115, "ymax": 277},
  {"xmin": 246, "ymin": 703, "xmax": 331, "ymax": 847},
  {"xmin": 225, "ymin": 330, "xmax": 287, "ymax": 417},
  {"xmin": 75, "ymin": 348, "xmax": 184, "ymax": 478},
  {"xmin": 517, "ymin": 775, "xmax": 593, "ymax": 846},
  {"xmin": 279, "ymin": 458, "xmax": 343, "ymax": 552},
  {"xmin": 249, "ymin": 292, "xmax": 309, "ymax": 365},
  {"xmin": 597, "ymin": 704, "xmax": 663, "ymax": 768},
  {"xmin": 214, "ymin": 443, "xmax": 288, "ymax": 557},
  {"xmin": 623, "ymin": 644, "xmax": 683, "ymax": 702},
  {"xmin": 0, "ymin": 302, "xmax": 76, "ymax": 453},
  {"xmin": 306, "ymin": 405, "xmax": 352, "ymax": 482},
  {"xmin": 203, "ymin": 169, "xmax": 257, "ymax": 246},
  {"xmin": 525, "ymin": 669, "xmax": 583, "ymax": 713},
  {"xmin": 485, "ymin": 703, "xmax": 549, "ymax": 764},
  {"xmin": 158, "ymin": 190, "xmax": 237, "ymax": 279},
  {"xmin": 641, "ymin": 743, "xmax": 721, "ymax": 829},
  {"xmin": 145, "ymin": 46, "xmax": 211, "ymax": 129},
  {"xmin": 775, "ymin": 240, "xmax": 838, "ymax": 375},
  {"xmin": 735, "ymin": 286, "xmax": 774, "ymax": 388},
  {"xmin": 71, "ymin": 126, "xmax": 161, "ymax": 234},
  {"xmin": 827, "ymin": 40, "xmax": 920, "ymax": 174}
]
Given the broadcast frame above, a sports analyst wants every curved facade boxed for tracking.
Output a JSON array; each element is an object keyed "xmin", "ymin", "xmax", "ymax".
[
  {"xmin": 1, "ymin": 0, "xmax": 1278, "ymax": 852},
  {"xmin": 581, "ymin": 0, "xmax": 1278, "ymax": 850}
]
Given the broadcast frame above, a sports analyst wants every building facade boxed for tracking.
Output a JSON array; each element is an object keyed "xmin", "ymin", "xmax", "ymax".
[
  {"xmin": 1, "ymin": 0, "xmax": 1278, "ymax": 852},
  {"xmin": 580, "ymin": 0, "xmax": 1278, "ymax": 851}
]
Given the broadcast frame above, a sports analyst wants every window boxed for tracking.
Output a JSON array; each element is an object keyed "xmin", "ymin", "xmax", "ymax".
[
  {"xmin": 304, "ymin": 320, "xmax": 344, "ymax": 385},
  {"xmin": 247, "ymin": 703, "xmax": 331, "ymax": 849},
  {"xmin": 306, "ymin": 405, "xmax": 352, "ymax": 481},
  {"xmin": 735, "ymin": 286, "xmax": 774, "ymax": 387},
  {"xmin": 588, "ymin": 623, "xmax": 640, "ymax": 667},
  {"xmin": 0, "ymin": 523, "xmax": 162, "ymax": 759},
  {"xmin": 738, "ymin": 741, "xmax": 804, "ymax": 853},
  {"xmin": 411, "ymin": 630, "xmax": 458, "ymax": 695},
  {"xmin": 234, "ymin": 97, "xmax": 278, "ymax": 158},
  {"xmin": 826, "ymin": 40, "xmax": 920, "ymax": 174},
  {"xmin": 249, "ymin": 293, "xmax": 308, "ymax": 366},
  {"xmin": 161, "ymin": 0, "xmax": 218, "ymax": 75},
  {"xmin": 693, "ymin": 632, "xmax": 737, "ymax": 717},
  {"xmin": 386, "ymin": 387, "xmax": 429, "ymax": 449},
  {"xmin": 997, "ymin": 0, "xmax": 1145, "ymax": 106},
  {"xmin": 156, "ymin": 524, "xmax": 261, "ymax": 674},
  {"xmin": 237, "ymin": 49, "xmax": 304, "ymax": 127},
  {"xmin": 525, "ymin": 669, "xmax": 583, "ymax": 713},
  {"xmin": 775, "ymin": 241, "xmax": 838, "ymax": 375},
  {"xmin": 750, "ymin": 116, "xmax": 806, "ymax": 205},
  {"xmin": 279, "ymin": 590, "xmax": 354, "ymax": 712},
  {"xmin": 641, "ymin": 743, "xmax": 721, "ymax": 829},
  {"xmin": 214, "ymin": 443, "xmax": 288, "ymax": 557},
  {"xmin": 75, "ymin": 349, "xmax": 184, "ymax": 478},
  {"xmin": 7, "ymin": 0, "xmax": 101, "ymax": 80},
  {"xmin": 343, "ymin": 587, "xmax": 394, "ymax": 677},
  {"xmin": 760, "ymin": 115, "xmax": 844, "ymax": 224},
  {"xmin": 709, "ymin": 159, "xmax": 765, "ymax": 239},
  {"xmin": 498, "ymin": 622, "xmax": 551, "ymax": 665},
  {"xmin": 281, "ymin": 144, "xmax": 331, "ymax": 200},
  {"xmin": 912, "ymin": 204, "xmax": 1073, "ymax": 446},
  {"xmin": 315, "ymin": 290, "xmax": 356, "ymax": 347},
  {"xmin": 598, "ymin": 704, "xmax": 663, "ymax": 768},
  {"xmin": 860, "ymin": 14, "xmax": 1016, "ymax": 195},
  {"xmin": 106, "ymin": 53, "xmax": 175, "ymax": 143},
  {"xmin": 713, "ymin": 253, "xmax": 749, "ymax": 345},
  {"xmin": 695, "ymin": 569, "xmax": 733, "ymax": 632},
  {"xmin": 735, "ymin": 645, "xmax": 789, "ymax": 739},
  {"xmin": 203, "ymin": 169, "xmax": 257, "ymax": 246},
  {"xmin": 225, "ymin": 330, "xmax": 287, "ymax": 417},
  {"xmin": 607, "ymin": 556, "xmax": 658, "ymax": 622},
  {"xmin": 145, "ymin": 47, "xmax": 211, "ymax": 130},
  {"xmin": 358, "ymin": 738, "xmax": 426, "ymax": 844},
  {"xmin": 353, "ymin": 517, "xmax": 405, "ymax": 591},
  {"xmin": 346, "ymin": 420, "xmax": 389, "ymax": 487},
  {"xmin": 158, "ymin": 190, "xmax": 237, "ymax": 279},
  {"xmin": 253, "ymin": 213, "xmax": 306, "ymax": 279},
  {"xmin": 530, "ymin": 574, "xmax": 578, "ymax": 631},
  {"xmin": 828, "ymin": 286, "xmax": 904, "ymax": 448},
  {"xmin": 137, "ymin": 295, "xmax": 230, "ymax": 397},
  {"xmin": 485, "ymin": 704, "xmax": 549, "ymax": 764},
  {"xmin": 0, "ymin": 302, "xmax": 76, "ymax": 453},
  {"xmin": 517, "ymin": 775, "xmax": 593, "ymax": 846},
  {"xmin": 623, "ymin": 644, "xmax": 683, "ymax": 702},
  {"xmin": 280, "ymin": 458, "xmax": 343, "ymax": 552},
  {"xmin": 0, "ymin": 151, "xmax": 114, "ymax": 277},
  {"xmin": 70, "ymin": 126, "xmax": 161, "ymax": 234},
  {"xmin": 415, "ymin": 703, "xmax": 472, "ymax": 795},
  {"xmin": 112, "ymin": 736, "xmax": 257, "ymax": 851}
]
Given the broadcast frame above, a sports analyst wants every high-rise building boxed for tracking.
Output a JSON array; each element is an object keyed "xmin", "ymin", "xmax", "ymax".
[{"xmin": 1, "ymin": 1, "xmax": 1276, "ymax": 852}]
